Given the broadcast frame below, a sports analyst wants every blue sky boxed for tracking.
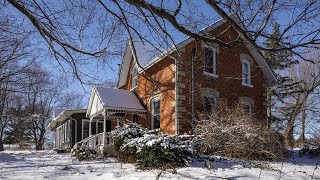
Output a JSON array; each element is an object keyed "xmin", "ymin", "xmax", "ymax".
[{"xmin": 4, "ymin": 0, "xmax": 319, "ymax": 111}]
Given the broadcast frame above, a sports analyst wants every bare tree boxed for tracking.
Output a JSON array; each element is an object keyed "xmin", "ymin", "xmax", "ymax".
[
  {"xmin": 23, "ymin": 65, "xmax": 61, "ymax": 150},
  {"xmin": 3, "ymin": 64, "xmax": 80, "ymax": 150},
  {"xmin": 0, "ymin": 13, "xmax": 36, "ymax": 151},
  {"xmin": 5, "ymin": 0, "xmax": 320, "ymax": 67},
  {"xmin": 276, "ymin": 59, "xmax": 320, "ymax": 147}
]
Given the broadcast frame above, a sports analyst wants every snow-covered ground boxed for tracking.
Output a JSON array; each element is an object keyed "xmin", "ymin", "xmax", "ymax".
[{"xmin": 0, "ymin": 150, "xmax": 319, "ymax": 180}]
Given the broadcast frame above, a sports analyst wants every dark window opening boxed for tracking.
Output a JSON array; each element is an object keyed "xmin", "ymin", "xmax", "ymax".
[{"xmin": 151, "ymin": 98, "xmax": 160, "ymax": 129}]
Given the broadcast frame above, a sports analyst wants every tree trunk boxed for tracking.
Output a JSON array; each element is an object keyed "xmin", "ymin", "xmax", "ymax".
[
  {"xmin": 267, "ymin": 88, "xmax": 273, "ymax": 128},
  {"xmin": 296, "ymin": 107, "xmax": 307, "ymax": 147},
  {"xmin": 36, "ymin": 143, "xmax": 43, "ymax": 150},
  {"xmin": 0, "ymin": 139, "xmax": 4, "ymax": 151},
  {"xmin": 284, "ymin": 94, "xmax": 308, "ymax": 148},
  {"xmin": 36, "ymin": 137, "xmax": 44, "ymax": 150},
  {"xmin": 284, "ymin": 116, "xmax": 295, "ymax": 148}
]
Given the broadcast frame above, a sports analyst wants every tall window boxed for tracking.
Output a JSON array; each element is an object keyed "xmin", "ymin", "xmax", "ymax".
[
  {"xmin": 151, "ymin": 98, "xmax": 160, "ymax": 129},
  {"xmin": 204, "ymin": 47, "xmax": 217, "ymax": 75},
  {"xmin": 82, "ymin": 120, "xmax": 90, "ymax": 140},
  {"xmin": 241, "ymin": 59, "xmax": 251, "ymax": 86},
  {"xmin": 132, "ymin": 65, "xmax": 138, "ymax": 89},
  {"xmin": 203, "ymin": 95, "xmax": 216, "ymax": 114}
]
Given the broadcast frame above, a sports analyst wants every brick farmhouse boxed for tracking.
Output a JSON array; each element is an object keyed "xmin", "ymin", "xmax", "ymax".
[{"xmin": 48, "ymin": 16, "xmax": 276, "ymax": 150}]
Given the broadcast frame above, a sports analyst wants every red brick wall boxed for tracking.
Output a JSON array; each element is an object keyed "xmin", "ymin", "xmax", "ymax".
[
  {"xmin": 119, "ymin": 57, "xmax": 176, "ymax": 134},
  {"xmin": 177, "ymin": 23, "xmax": 267, "ymax": 133},
  {"xmin": 119, "ymin": 22, "xmax": 267, "ymax": 134}
]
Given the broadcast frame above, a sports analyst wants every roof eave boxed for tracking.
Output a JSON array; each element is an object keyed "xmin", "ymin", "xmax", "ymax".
[{"xmin": 245, "ymin": 43, "xmax": 277, "ymax": 86}]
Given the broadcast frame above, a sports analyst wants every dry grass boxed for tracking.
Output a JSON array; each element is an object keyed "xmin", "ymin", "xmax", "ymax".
[
  {"xmin": 195, "ymin": 101, "xmax": 287, "ymax": 161},
  {"xmin": 300, "ymin": 133, "xmax": 320, "ymax": 158}
]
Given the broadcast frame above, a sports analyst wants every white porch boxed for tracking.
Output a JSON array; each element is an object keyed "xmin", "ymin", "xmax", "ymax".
[{"xmin": 76, "ymin": 87, "xmax": 147, "ymax": 150}]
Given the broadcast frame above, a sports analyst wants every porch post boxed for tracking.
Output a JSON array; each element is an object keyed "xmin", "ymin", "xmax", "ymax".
[
  {"xmin": 103, "ymin": 109, "xmax": 107, "ymax": 146},
  {"xmin": 89, "ymin": 117, "xmax": 92, "ymax": 136}
]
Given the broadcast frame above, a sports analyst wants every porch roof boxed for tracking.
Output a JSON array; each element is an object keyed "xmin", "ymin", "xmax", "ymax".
[
  {"xmin": 47, "ymin": 109, "xmax": 87, "ymax": 130},
  {"xmin": 86, "ymin": 87, "xmax": 147, "ymax": 118}
]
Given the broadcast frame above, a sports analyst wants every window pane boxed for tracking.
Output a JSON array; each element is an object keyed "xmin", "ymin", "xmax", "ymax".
[
  {"xmin": 242, "ymin": 61, "xmax": 250, "ymax": 84},
  {"xmin": 152, "ymin": 99, "xmax": 160, "ymax": 129},
  {"xmin": 243, "ymin": 63, "xmax": 248, "ymax": 73},
  {"xmin": 132, "ymin": 77, "xmax": 137, "ymax": 88},
  {"xmin": 242, "ymin": 104, "xmax": 251, "ymax": 114},
  {"xmin": 133, "ymin": 67, "xmax": 138, "ymax": 76},
  {"xmin": 153, "ymin": 114, "xmax": 160, "ymax": 129},
  {"xmin": 204, "ymin": 96, "xmax": 215, "ymax": 113},
  {"xmin": 243, "ymin": 73, "xmax": 249, "ymax": 84},
  {"xmin": 132, "ymin": 66, "xmax": 138, "ymax": 88},
  {"xmin": 204, "ymin": 48, "xmax": 214, "ymax": 74},
  {"xmin": 153, "ymin": 100, "xmax": 160, "ymax": 114}
]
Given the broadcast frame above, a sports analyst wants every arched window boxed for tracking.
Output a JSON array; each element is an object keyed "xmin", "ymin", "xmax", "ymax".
[
  {"xmin": 204, "ymin": 46, "xmax": 217, "ymax": 75},
  {"xmin": 132, "ymin": 64, "xmax": 138, "ymax": 89},
  {"xmin": 203, "ymin": 95, "xmax": 217, "ymax": 113},
  {"xmin": 201, "ymin": 88, "xmax": 220, "ymax": 114},
  {"xmin": 239, "ymin": 96, "xmax": 254, "ymax": 115}
]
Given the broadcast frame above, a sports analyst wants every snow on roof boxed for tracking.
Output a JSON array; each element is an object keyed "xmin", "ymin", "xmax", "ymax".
[
  {"xmin": 95, "ymin": 87, "xmax": 146, "ymax": 110},
  {"xmin": 132, "ymin": 41, "xmax": 163, "ymax": 68},
  {"xmin": 47, "ymin": 109, "xmax": 87, "ymax": 130},
  {"xmin": 53, "ymin": 108, "xmax": 65, "ymax": 118}
]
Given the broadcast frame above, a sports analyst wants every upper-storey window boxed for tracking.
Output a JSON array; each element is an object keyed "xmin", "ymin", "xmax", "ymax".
[
  {"xmin": 132, "ymin": 64, "xmax": 138, "ymax": 89},
  {"xmin": 204, "ymin": 47, "xmax": 217, "ymax": 76},
  {"xmin": 241, "ymin": 59, "xmax": 252, "ymax": 87}
]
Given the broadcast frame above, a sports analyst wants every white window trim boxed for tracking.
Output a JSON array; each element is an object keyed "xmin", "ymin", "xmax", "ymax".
[
  {"xmin": 131, "ymin": 64, "xmax": 138, "ymax": 90},
  {"xmin": 203, "ymin": 71, "xmax": 219, "ymax": 78},
  {"xmin": 203, "ymin": 46, "xmax": 218, "ymax": 77},
  {"xmin": 241, "ymin": 59, "xmax": 253, "ymax": 87},
  {"xmin": 81, "ymin": 119, "xmax": 90, "ymax": 140},
  {"xmin": 151, "ymin": 97, "xmax": 161, "ymax": 130}
]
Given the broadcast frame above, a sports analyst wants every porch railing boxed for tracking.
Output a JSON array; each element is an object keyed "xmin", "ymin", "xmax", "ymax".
[{"xmin": 76, "ymin": 132, "xmax": 113, "ymax": 150}]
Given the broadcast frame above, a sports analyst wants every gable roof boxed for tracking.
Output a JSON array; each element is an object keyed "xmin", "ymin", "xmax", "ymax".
[
  {"xmin": 86, "ymin": 87, "xmax": 146, "ymax": 118},
  {"xmin": 117, "ymin": 15, "xmax": 276, "ymax": 88},
  {"xmin": 95, "ymin": 87, "xmax": 146, "ymax": 110},
  {"xmin": 117, "ymin": 40, "xmax": 164, "ymax": 88}
]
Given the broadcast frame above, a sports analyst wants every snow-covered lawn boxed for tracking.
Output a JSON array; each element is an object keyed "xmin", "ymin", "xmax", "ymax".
[{"xmin": 0, "ymin": 150, "xmax": 319, "ymax": 180}]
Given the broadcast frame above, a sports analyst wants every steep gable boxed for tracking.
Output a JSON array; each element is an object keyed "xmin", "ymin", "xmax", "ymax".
[{"xmin": 117, "ymin": 40, "xmax": 163, "ymax": 88}]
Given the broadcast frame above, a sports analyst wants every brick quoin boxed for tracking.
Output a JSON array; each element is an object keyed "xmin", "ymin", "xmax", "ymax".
[{"xmin": 119, "ymin": 22, "xmax": 268, "ymax": 135}]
